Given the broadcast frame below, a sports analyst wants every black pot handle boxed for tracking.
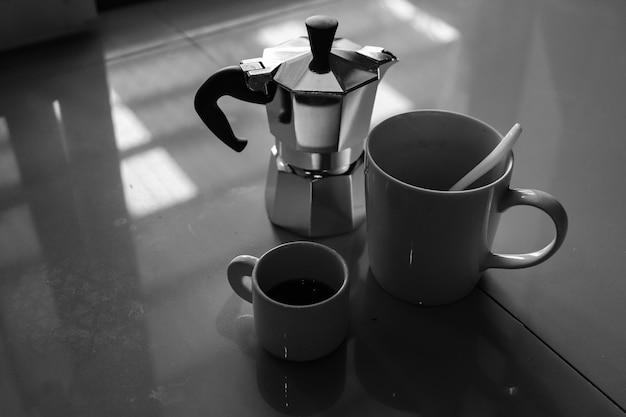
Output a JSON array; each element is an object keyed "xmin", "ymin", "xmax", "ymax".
[{"xmin": 194, "ymin": 66, "xmax": 272, "ymax": 152}]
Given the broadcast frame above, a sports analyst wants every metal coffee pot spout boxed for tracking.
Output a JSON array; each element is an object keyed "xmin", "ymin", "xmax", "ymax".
[{"xmin": 195, "ymin": 15, "xmax": 397, "ymax": 236}]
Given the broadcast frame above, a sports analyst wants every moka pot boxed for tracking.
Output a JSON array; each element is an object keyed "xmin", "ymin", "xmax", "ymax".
[{"xmin": 195, "ymin": 15, "xmax": 397, "ymax": 237}]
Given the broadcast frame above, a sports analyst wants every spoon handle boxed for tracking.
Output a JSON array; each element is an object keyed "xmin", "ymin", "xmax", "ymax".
[{"xmin": 449, "ymin": 123, "xmax": 522, "ymax": 191}]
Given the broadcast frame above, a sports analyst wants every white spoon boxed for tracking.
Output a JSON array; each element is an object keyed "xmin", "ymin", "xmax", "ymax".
[{"xmin": 449, "ymin": 123, "xmax": 522, "ymax": 191}]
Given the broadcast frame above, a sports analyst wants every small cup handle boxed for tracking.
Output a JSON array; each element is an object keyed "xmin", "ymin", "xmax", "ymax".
[
  {"xmin": 483, "ymin": 188, "xmax": 568, "ymax": 270},
  {"xmin": 227, "ymin": 255, "xmax": 258, "ymax": 303}
]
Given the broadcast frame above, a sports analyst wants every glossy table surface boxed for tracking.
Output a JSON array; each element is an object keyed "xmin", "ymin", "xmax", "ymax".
[{"xmin": 1, "ymin": 0, "xmax": 625, "ymax": 415}]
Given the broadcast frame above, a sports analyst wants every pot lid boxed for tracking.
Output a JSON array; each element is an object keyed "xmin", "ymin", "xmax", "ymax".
[{"xmin": 261, "ymin": 16, "xmax": 396, "ymax": 94}]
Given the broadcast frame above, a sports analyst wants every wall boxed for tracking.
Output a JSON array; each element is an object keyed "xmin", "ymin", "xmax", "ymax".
[{"xmin": 0, "ymin": 0, "xmax": 97, "ymax": 52}]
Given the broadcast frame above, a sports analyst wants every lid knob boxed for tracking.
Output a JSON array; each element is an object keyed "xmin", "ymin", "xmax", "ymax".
[{"xmin": 305, "ymin": 15, "xmax": 338, "ymax": 73}]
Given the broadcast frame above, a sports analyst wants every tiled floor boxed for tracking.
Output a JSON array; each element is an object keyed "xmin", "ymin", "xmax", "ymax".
[{"xmin": 1, "ymin": 0, "xmax": 626, "ymax": 415}]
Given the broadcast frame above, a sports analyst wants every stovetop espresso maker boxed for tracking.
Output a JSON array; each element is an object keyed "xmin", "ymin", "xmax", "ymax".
[{"xmin": 195, "ymin": 15, "xmax": 396, "ymax": 237}]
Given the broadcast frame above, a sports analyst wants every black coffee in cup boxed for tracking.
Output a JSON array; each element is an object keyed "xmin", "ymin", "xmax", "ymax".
[{"xmin": 266, "ymin": 278, "xmax": 336, "ymax": 306}]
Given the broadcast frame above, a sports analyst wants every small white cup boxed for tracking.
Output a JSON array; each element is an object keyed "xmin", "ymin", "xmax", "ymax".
[{"xmin": 227, "ymin": 241, "xmax": 349, "ymax": 361}]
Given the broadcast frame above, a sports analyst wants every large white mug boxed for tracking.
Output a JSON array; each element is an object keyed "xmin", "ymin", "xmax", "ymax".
[{"xmin": 365, "ymin": 110, "xmax": 568, "ymax": 305}]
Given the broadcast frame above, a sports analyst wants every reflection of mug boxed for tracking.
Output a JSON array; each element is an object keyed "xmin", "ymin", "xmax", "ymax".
[
  {"xmin": 365, "ymin": 110, "xmax": 568, "ymax": 305},
  {"xmin": 353, "ymin": 272, "xmax": 528, "ymax": 415},
  {"xmin": 353, "ymin": 272, "xmax": 479, "ymax": 413},
  {"xmin": 257, "ymin": 342, "xmax": 347, "ymax": 416},
  {"xmin": 227, "ymin": 241, "xmax": 349, "ymax": 361}
]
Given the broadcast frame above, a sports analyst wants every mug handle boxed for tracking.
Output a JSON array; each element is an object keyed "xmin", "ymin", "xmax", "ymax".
[
  {"xmin": 483, "ymin": 188, "xmax": 568, "ymax": 269},
  {"xmin": 227, "ymin": 255, "xmax": 258, "ymax": 303}
]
